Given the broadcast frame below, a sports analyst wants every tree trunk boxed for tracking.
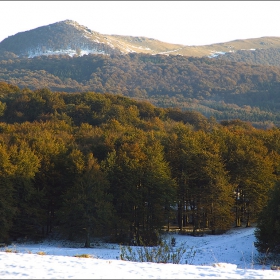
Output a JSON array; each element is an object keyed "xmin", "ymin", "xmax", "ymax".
[
  {"xmin": 85, "ymin": 229, "xmax": 91, "ymax": 248},
  {"xmin": 167, "ymin": 205, "xmax": 170, "ymax": 232},
  {"xmin": 235, "ymin": 199, "xmax": 241, "ymax": 227},
  {"xmin": 177, "ymin": 201, "xmax": 183, "ymax": 230},
  {"xmin": 246, "ymin": 203, "xmax": 251, "ymax": 227},
  {"xmin": 236, "ymin": 216, "xmax": 241, "ymax": 227}
]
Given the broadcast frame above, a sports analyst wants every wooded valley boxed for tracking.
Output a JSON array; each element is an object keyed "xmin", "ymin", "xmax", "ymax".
[{"xmin": 1, "ymin": 53, "xmax": 280, "ymax": 128}]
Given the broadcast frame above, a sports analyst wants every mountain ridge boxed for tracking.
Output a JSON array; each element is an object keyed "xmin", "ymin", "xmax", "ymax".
[{"xmin": 2, "ymin": 20, "xmax": 280, "ymax": 58}]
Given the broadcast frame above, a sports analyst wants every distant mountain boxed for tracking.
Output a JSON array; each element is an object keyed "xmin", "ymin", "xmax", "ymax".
[
  {"xmin": 0, "ymin": 20, "xmax": 186, "ymax": 58},
  {"xmin": 2, "ymin": 20, "xmax": 280, "ymax": 59},
  {"xmin": 1, "ymin": 20, "xmax": 280, "ymax": 128},
  {"xmin": 0, "ymin": 20, "xmax": 120, "ymax": 58}
]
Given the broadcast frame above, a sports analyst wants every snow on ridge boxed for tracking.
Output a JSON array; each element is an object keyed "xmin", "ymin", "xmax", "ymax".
[
  {"xmin": 158, "ymin": 48, "xmax": 183, "ymax": 55},
  {"xmin": 64, "ymin": 20, "xmax": 80, "ymax": 28},
  {"xmin": 103, "ymin": 37, "xmax": 135, "ymax": 53},
  {"xmin": 120, "ymin": 42, "xmax": 152, "ymax": 51},
  {"xmin": 27, "ymin": 48, "xmax": 106, "ymax": 58},
  {"xmin": 63, "ymin": 20, "xmax": 99, "ymax": 36},
  {"xmin": 106, "ymin": 41, "xmax": 115, "ymax": 48},
  {"xmin": 208, "ymin": 51, "xmax": 227, "ymax": 58},
  {"xmin": 241, "ymin": 48, "xmax": 256, "ymax": 51}
]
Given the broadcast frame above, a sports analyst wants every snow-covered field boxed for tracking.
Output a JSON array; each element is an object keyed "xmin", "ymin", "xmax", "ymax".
[{"xmin": 0, "ymin": 226, "xmax": 279, "ymax": 279}]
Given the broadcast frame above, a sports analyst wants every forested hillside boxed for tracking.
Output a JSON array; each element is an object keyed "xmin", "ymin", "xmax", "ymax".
[
  {"xmin": 0, "ymin": 82, "xmax": 279, "ymax": 247},
  {"xmin": 1, "ymin": 53, "xmax": 280, "ymax": 128},
  {"xmin": 216, "ymin": 47, "xmax": 280, "ymax": 67}
]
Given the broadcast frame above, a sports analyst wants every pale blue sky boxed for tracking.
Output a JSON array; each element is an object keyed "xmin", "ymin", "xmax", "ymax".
[{"xmin": 1, "ymin": 1, "xmax": 280, "ymax": 46}]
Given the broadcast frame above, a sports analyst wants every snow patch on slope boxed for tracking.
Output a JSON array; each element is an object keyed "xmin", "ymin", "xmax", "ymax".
[{"xmin": 27, "ymin": 48, "xmax": 106, "ymax": 58}]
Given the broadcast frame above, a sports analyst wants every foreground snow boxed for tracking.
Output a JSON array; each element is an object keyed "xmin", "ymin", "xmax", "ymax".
[{"xmin": 0, "ymin": 227, "xmax": 279, "ymax": 279}]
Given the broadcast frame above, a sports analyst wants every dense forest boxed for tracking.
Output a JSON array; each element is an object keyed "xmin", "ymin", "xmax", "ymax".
[
  {"xmin": 1, "ymin": 53, "xmax": 280, "ymax": 128},
  {"xmin": 216, "ymin": 48, "xmax": 280, "ymax": 67},
  {"xmin": 0, "ymin": 82, "xmax": 279, "ymax": 248}
]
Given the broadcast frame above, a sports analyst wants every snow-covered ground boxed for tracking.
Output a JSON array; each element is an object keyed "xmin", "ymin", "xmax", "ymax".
[{"xmin": 0, "ymin": 226, "xmax": 279, "ymax": 279}]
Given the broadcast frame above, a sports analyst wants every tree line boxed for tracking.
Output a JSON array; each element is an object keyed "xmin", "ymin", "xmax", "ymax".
[{"xmin": 0, "ymin": 82, "xmax": 279, "ymax": 248}]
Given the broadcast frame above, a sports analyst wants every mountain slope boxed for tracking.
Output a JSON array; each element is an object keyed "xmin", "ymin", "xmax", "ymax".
[
  {"xmin": 1, "ymin": 53, "xmax": 280, "ymax": 127},
  {"xmin": 216, "ymin": 47, "xmax": 280, "ymax": 67},
  {"xmin": 0, "ymin": 20, "xmax": 121, "ymax": 58},
  {"xmin": 2, "ymin": 20, "xmax": 280, "ymax": 59},
  {"xmin": 0, "ymin": 20, "xmax": 186, "ymax": 58}
]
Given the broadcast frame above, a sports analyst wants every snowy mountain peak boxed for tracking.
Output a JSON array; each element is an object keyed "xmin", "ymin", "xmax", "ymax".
[
  {"xmin": 0, "ymin": 20, "xmax": 188, "ymax": 58},
  {"xmin": 0, "ymin": 20, "xmax": 120, "ymax": 58},
  {"xmin": 2, "ymin": 20, "xmax": 280, "ymax": 59}
]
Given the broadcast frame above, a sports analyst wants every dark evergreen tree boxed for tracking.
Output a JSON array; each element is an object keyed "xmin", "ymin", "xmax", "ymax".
[
  {"xmin": 255, "ymin": 180, "xmax": 280, "ymax": 253},
  {"xmin": 58, "ymin": 152, "xmax": 114, "ymax": 247},
  {"xmin": 0, "ymin": 143, "xmax": 16, "ymax": 242},
  {"xmin": 9, "ymin": 141, "xmax": 41, "ymax": 239},
  {"xmin": 165, "ymin": 124, "xmax": 234, "ymax": 234},
  {"xmin": 103, "ymin": 131, "xmax": 176, "ymax": 245}
]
